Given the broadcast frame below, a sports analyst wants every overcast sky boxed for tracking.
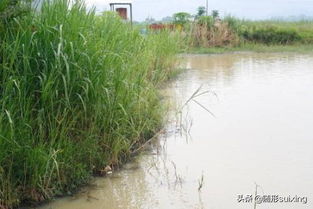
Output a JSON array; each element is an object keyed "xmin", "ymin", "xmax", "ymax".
[{"xmin": 85, "ymin": 0, "xmax": 313, "ymax": 21}]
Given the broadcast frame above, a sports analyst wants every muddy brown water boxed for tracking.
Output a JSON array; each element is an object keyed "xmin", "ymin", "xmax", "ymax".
[{"xmin": 39, "ymin": 53, "xmax": 313, "ymax": 209}]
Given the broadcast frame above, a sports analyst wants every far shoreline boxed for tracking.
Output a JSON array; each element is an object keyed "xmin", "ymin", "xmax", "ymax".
[{"xmin": 185, "ymin": 44, "xmax": 313, "ymax": 54}]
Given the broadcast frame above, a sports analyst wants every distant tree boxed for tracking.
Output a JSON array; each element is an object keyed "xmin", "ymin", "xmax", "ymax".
[
  {"xmin": 212, "ymin": 10, "xmax": 219, "ymax": 19},
  {"xmin": 173, "ymin": 12, "xmax": 191, "ymax": 25},
  {"xmin": 161, "ymin": 16, "xmax": 173, "ymax": 23},
  {"xmin": 196, "ymin": 6, "xmax": 206, "ymax": 18}
]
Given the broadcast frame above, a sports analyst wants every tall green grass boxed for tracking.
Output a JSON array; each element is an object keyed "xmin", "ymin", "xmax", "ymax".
[{"xmin": 0, "ymin": 0, "xmax": 179, "ymax": 208}]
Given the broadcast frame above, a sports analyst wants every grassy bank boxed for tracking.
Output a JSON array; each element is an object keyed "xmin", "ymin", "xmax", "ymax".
[
  {"xmin": 188, "ymin": 43, "xmax": 313, "ymax": 54},
  {"xmin": 0, "ymin": 0, "xmax": 179, "ymax": 208}
]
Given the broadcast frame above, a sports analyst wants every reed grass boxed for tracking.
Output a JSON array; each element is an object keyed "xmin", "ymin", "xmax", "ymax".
[{"xmin": 0, "ymin": 0, "xmax": 179, "ymax": 208}]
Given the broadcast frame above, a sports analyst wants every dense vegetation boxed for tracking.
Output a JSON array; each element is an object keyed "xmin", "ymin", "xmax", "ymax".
[
  {"xmin": 167, "ymin": 8, "xmax": 313, "ymax": 48},
  {"xmin": 239, "ymin": 20, "xmax": 313, "ymax": 44},
  {"xmin": 0, "ymin": 0, "xmax": 179, "ymax": 208},
  {"xmin": 193, "ymin": 17, "xmax": 313, "ymax": 47}
]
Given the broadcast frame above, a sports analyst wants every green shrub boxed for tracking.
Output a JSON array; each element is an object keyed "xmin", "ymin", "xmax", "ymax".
[
  {"xmin": 223, "ymin": 15, "xmax": 242, "ymax": 33},
  {"xmin": 197, "ymin": 16, "xmax": 214, "ymax": 28},
  {"xmin": 240, "ymin": 26, "xmax": 302, "ymax": 44},
  {"xmin": 173, "ymin": 12, "xmax": 191, "ymax": 26}
]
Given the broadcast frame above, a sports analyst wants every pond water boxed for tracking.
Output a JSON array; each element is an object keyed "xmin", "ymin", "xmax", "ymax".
[{"xmin": 39, "ymin": 53, "xmax": 313, "ymax": 209}]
